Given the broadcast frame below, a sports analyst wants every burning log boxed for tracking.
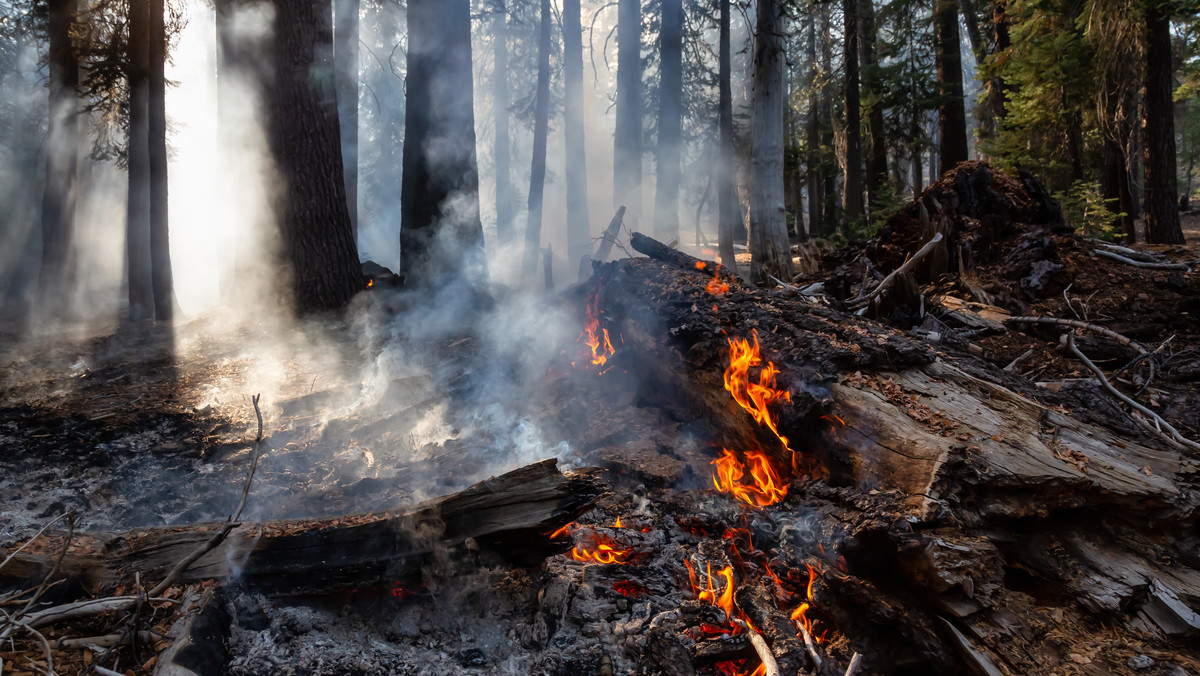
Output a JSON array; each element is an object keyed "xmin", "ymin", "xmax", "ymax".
[{"xmin": 1, "ymin": 459, "xmax": 603, "ymax": 595}]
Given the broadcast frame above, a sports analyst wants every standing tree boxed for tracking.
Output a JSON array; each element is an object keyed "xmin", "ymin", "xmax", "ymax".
[
  {"xmin": 401, "ymin": 0, "xmax": 487, "ymax": 286},
  {"xmin": 37, "ymin": 0, "xmax": 80, "ymax": 319},
  {"xmin": 149, "ymin": 0, "xmax": 173, "ymax": 320},
  {"xmin": 334, "ymin": 0, "xmax": 360, "ymax": 241},
  {"xmin": 654, "ymin": 0, "xmax": 683, "ymax": 243},
  {"xmin": 933, "ymin": 0, "xmax": 969, "ymax": 171},
  {"xmin": 858, "ymin": 0, "xmax": 889, "ymax": 212},
  {"xmin": 521, "ymin": 0, "xmax": 551, "ymax": 280},
  {"xmin": 749, "ymin": 0, "xmax": 793, "ymax": 284},
  {"xmin": 563, "ymin": 0, "xmax": 590, "ymax": 271},
  {"xmin": 614, "ymin": 0, "xmax": 642, "ymax": 222},
  {"xmin": 265, "ymin": 0, "xmax": 362, "ymax": 310},
  {"xmin": 843, "ymin": 0, "xmax": 865, "ymax": 225},
  {"xmin": 493, "ymin": 0, "xmax": 513, "ymax": 242},
  {"xmin": 805, "ymin": 9, "xmax": 823, "ymax": 238},
  {"xmin": 717, "ymin": 0, "xmax": 737, "ymax": 265},
  {"xmin": 1143, "ymin": 0, "xmax": 1184, "ymax": 243},
  {"xmin": 126, "ymin": 0, "xmax": 153, "ymax": 321}
]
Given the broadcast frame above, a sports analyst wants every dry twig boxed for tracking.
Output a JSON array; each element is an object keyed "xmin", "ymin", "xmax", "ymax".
[
  {"xmin": 846, "ymin": 232, "xmax": 944, "ymax": 309},
  {"xmin": 731, "ymin": 620, "xmax": 780, "ymax": 676},
  {"xmin": 844, "ymin": 653, "xmax": 864, "ymax": 676},
  {"xmin": 1006, "ymin": 316, "xmax": 1149, "ymax": 355},
  {"xmin": 796, "ymin": 618, "xmax": 823, "ymax": 672}
]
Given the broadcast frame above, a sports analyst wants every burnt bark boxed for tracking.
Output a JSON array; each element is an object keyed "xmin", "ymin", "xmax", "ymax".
[
  {"xmin": 401, "ymin": 0, "xmax": 487, "ymax": 287},
  {"xmin": 934, "ymin": 0, "xmax": 969, "ymax": 171},
  {"xmin": 126, "ymin": 0, "xmax": 153, "ymax": 321},
  {"xmin": 334, "ymin": 0, "xmax": 360, "ymax": 240},
  {"xmin": 265, "ymin": 0, "xmax": 363, "ymax": 311},
  {"xmin": 522, "ymin": 0, "xmax": 552, "ymax": 281},
  {"xmin": 149, "ymin": 0, "xmax": 173, "ymax": 321},
  {"xmin": 842, "ymin": 0, "xmax": 865, "ymax": 226},
  {"xmin": 1143, "ymin": 2, "xmax": 1184, "ymax": 244},
  {"xmin": 614, "ymin": 0, "xmax": 643, "ymax": 223},
  {"xmin": 717, "ymin": 0, "xmax": 737, "ymax": 265},
  {"xmin": 654, "ymin": 0, "xmax": 683, "ymax": 243},
  {"xmin": 564, "ymin": 0, "xmax": 591, "ymax": 269},
  {"xmin": 37, "ymin": 0, "xmax": 79, "ymax": 319}
]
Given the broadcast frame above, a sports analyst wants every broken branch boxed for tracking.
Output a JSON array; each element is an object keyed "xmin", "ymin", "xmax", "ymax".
[
  {"xmin": 1094, "ymin": 250, "xmax": 1190, "ymax": 270},
  {"xmin": 1006, "ymin": 316, "xmax": 1149, "ymax": 355},
  {"xmin": 845, "ymin": 232, "xmax": 943, "ymax": 309},
  {"xmin": 732, "ymin": 620, "xmax": 780, "ymax": 676}
]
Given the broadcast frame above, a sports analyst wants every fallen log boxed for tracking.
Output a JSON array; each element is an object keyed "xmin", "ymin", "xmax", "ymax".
[{"xmin": 2, "ymin": 459, "xmax": 603, "ymax": 595}]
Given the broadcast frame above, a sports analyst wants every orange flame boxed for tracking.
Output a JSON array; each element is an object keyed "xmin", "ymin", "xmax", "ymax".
[
  {"xmin": 367, "ymin": 278, "xmax": 374, "ymax": 288},
  {"xmin": 695, "ymin": 261, "xmax": 708, "ymax": 270},
  {"xmin": 724, "ymin": 331, "xmax": 792, "ymax": 456},
  {"xmin": 790, "ymin": 564, "xmax": 821, "ymax": 642},
  {"xmin": 572, "ymin": 541, "xmax": 632, "ymax": 565},
  {"xmin": 706, "ymin": 262, "xmax": 731, "ymax": 295},
  {"xmin": 613, "ymin": 516, "xmax": 622, "ymax": 528},
  {"xmin": 580, "ymin": 292, "xmax": 616, "ymax": 368},
  {"xmin": 547, "ymin": 523, "xmax": 576, "ymax": 540},
  {"xmin": 711, "ymin": 449, "xmax": 789, "ymax": 507}
]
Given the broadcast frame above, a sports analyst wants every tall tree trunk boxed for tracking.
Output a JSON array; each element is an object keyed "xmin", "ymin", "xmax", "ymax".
[
  {"xmin": 149, "ymin": 0, "xmax": 173, "ymax": 321},
  {"xmin": 522, "ymin": 0, "xmax": 552, "ymax": 280},
  {"xmin": 126, "ymin": 0, "xmax": 153, "ymax": 321},
  {"xmin": 1143, "ymin": 2, "xmax": 1184, "ymax": 244},
  {"xmin": 842, "ymin": 0, "xmax": 864, "ymax": 226},
  {"xmin": 858, "ymin": 0, "xmax": 888, "ymax": 213},
  {"xmin": 493, "ymin": 1, "xmax": 513, "ymax": 242},
  {"xmin": 266, "ymin": 0, "xmax": 362, "ymax": 310},
  {"xmin": 1103, "ymin": 133, "xmax": 1136, "ymax": 241},
  {"xmin": 654, "ymin": 0, "xmax": 683, "ymax": 242},
  {"xmin": 334, "ymin": 0, "xmax": 360, "ymax": 242},
  {"xmin": 717, "ymin": 0, "xmax": 738, "ymax": 264},
  {"xmin": 819, "ymin": 4, "xmax": 837, "ymax": 231},
  {"xmin": 749, "ymin": 0, "xmax": 793, "ymax": 284},
  {"xmin": 956, "ymin": 0, "xmax": 995, "ymax": 140},
  {"xmin": 614, "ymin": 0, "xmax": 642, "ymax": 223},
  {"xmin": 37, "ymin": 0, "xmax": 79, "ymax": 319},
  {"xmin": 401, "ymin": 0, "xmax": 487, "ymax": 287},
  {"xmin": 563, "ymin": 0, "xmax": 591, "ymax": 269},
  {"xmin": 934, "ymin": 0, "xmax": 969, "ymax": 170},
  {"xmin": 805, "ymin": 11, "xmax": 822, "ymax": 239},
  {"xmin": 991, "ymin": 0, "xmax": 1010, "ymax": 124}
]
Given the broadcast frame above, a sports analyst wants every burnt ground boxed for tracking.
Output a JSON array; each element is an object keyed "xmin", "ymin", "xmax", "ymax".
[{"xmin": 1, "ymin": 165, "xmax": 1199, "ymax": 676}]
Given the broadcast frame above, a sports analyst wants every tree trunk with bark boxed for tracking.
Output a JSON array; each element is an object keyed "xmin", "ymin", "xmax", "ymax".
[
  {"xmin": 37, "ymin": 0, "xmax": 79, "ymax": 320},
  {"xmin": 126, "ymin": 0, "xmax": 154, "ymax": 321},
  {"xmin": 149, "ymin": 0, "xmax": 173, "ymax": 321},
  {"xmin": 1143, "ymin": 2, "xmax": 1184, "ymax": 244},
  {"xmin": 563, "ymin": 0, "xmax": 591, "ymax": 270},
  {"xmin": 334, "ymin": 0, "xmax": 360, "ymax": 242},
  {"xmin": 842, "ymin": 0, "xmax": 865, "ymax": 226},
  {"xmin": 717, "ymin": 0, "xmax": 737, "ymax": 265},
  {"xmin": 401, "ymin": 0, "xmax": 488, "ymax": 287},
  {"xmin": 654, "ymin": 0, "xmax": 683, "ymax": 243},
  {"xmin": 806, "ymin": 12, "xmax": 823, "ymax": 239},
  {"xmin": 265, "ymin": 0, "xmax": 363, "ymax": 311},
  {"xmin": 1103, "ymin": 133, "xmax": 1137, "ymax": 241},
  {"xmin": 934, "ymin": 0, "xmax": 969, "ymax": 171},
  {"xmin": 614, "ymin": 0, "xmax": 643, "ymax": 223},
  {"xmin": 522, "ymin": 0, "xmax": 552, "ymax": 281},
  {"xmin": 749, "ymin": 0, "xmax": 793, "ymax": 284},
  {"xmin": 493, "ymin": 1, "xmax": 513, "ymax": 242},
  {"xmin": 858, "ymin": 0, "xmax": 888, "ymax": 213}
]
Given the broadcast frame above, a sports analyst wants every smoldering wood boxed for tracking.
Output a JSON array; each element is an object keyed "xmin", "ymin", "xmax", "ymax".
[{"xmin": 2, "ymin": 460, "xmax": 602, "ymax": 595}]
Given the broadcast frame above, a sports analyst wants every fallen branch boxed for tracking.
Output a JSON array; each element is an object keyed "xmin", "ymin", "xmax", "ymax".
[
  {"xmin": 1003, "ymin": 349, "xmax": 1034, "ymax": 373},
  {"xmin": 1006, "ymin": 316, "xmax": 1149, "ymax": 355},
  {"xmin": 846, "ymin": 232, "xmax": 943, "ymax": 309},
  {"xmin": 56, "ymin": 631, "xmax": 153, "ymax": 651},
  {"xmin": 844, "ymin": 652, "xmax": 863, "ymax": 676},
  {"xmin": 593, "ymin": 206, "xmax": 626, "ymax": 263},
  {"xmin": 732, "ymin": 620, "xmax": 780, "ymax": 676},
  {"xmin": 1094, "ymin": 249, "xmax": 1190, "ymax": 270},
  {"xmin": 1066, "ymin": 333, "xmax": 1200, "ymax": 453},
  {"xmin": 26, "ymin": 597, "xmax": 177, "ymax": 629},
  {"xmin": 0, "ymin": 512, "xmax": 69, "ymax": 574},
  {"xmin": 0, "ymin": 611, "xmax": 54, "ymax": 675}
]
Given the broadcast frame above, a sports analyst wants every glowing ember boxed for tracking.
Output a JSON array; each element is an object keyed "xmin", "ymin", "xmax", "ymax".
[
  {"xmin": 695, "ymin": 261, "xmax": 708, "ymax": 270},
  {"xmin": 571, "ymin": 541, "xmax": 632, "ymax": 565},
  {"xmin": 579, "ymin": 291, "xmax": 616, "ymax": 369},
  {"xmin": 367, "ymin": 278, "xmax": 374, "ymax": 288},
  {"xmin": 547, "ymin": 522, "xmax": 576, "ymax": 540},
  {"xmin": 724, "ymin": 330, "xmax": 792, "ymax": 456},
  {"xmin": 706, "ymin": 262, "xmax": 731, "ymax": 295},
  {"xmin": 711, "ymin": 448, "xmax": 789, "ymax": 507},
  {"xmin": 611, "ymin": 580, "xmax": 648, "ymax": 598}
]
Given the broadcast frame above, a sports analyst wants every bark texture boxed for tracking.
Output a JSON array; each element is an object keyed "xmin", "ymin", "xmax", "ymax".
[
  {"xmin": 749, "ymin": 0, "xmax": 793, "ymax": 284},
  {"xmin": 400, "ymin": 0, "xmax": 487, "ymax": 286},
  {"xmin": 563, "ymin": 0, "xmax": 591, "ymax": 269},
  {"xmin": 126, "ymin": 0, "xmax": 154, "ymax": 321},
  {"xmin": 934, "ymin": 0, "xmax": 969, "ymax": 171},
  {"xmin": 37, "ymin": 0, "xmax": 79, "ymax": 319},
  {"xmin": 1143, "ymin": 2, "xmax": 1184, "ymax": 244},
  {"xmin": 334, "ymin": 0, "xmax": 360, "ymax": 240},
  {"xmin": 717, "ymin": 0, "xmax": 737, "ymax": 266},
  {"xmin": 842, "ymin": 0, "xmax": 864, "ymax": 225},
  {"xmin": 149, "ymin": 0, "xmax": 173, "ymax": 321},
  {"xmin": 614, "ymin": 0, "xmax": 643, "ymax": 222},
  {"xmin": 266, "ymin": 0, "xmax": 363, "ymax": 311},
  {"xmin": 654, "ymin": 0, "xmax": 683, "ymax": 242}
]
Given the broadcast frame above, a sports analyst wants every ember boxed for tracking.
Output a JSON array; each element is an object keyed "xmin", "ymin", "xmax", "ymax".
[
  {"xmin": 711, "ymin": 448, "xmax": 788, "ymax": 507},
  {"xmin": 611, "ymin": 580, "xmax": 648, "ymax": 598}
]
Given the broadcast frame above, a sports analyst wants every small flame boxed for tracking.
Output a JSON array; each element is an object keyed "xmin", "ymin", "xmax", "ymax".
[
  {"xmin": 724, "ymin": 331, "xmax": 792, "ymax": 457},
  {"xmin": 695, "ymin": 261, "xmax": 708, "ymax": 270},
  {"xmin": 790, "ymin": 564, "xmax": 821, "ymax": 643},
  {"xmin": 367, "ymin": 278, "xmax": 374, "ymax": 288},
  {"xmin": 706, "ymin": 262, "xmax": 731, "ymax": 295},
  {"xmin": 579, "ymin": 291, "xmax": 616, "ymax": 369},
  {"xmin": 711, "ymin": 449, "xmax": 789, "ymax": 507},
  {"xmin": 572, "ymin": 541, "xmax": 633, "ymax": 565},
  {"xmin": 547, "ymin": 522, "xmax": 576, "ymax": 540},
  {"xmin": 613, "ymin": 516, "xmax": 622, "ymax": 528}
]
